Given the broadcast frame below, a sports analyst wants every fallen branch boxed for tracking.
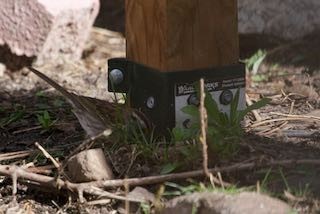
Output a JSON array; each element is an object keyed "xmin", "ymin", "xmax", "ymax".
[
  {"xmin": 0, "ymin": 151, "xmax": 35, "ymax": 162},
  {"xmin": 1, "ymin": 158, "xmax": 320, "ymax": 201},
  {"xmin": 26, "ymin": 165, "xmax": 55, "ymax": 175},
  {"xmin": 91, "ymin": 159, "xmax": 320, "ymax": 188},
  {"xmin": 0, "ymin": 148, "xmax": 62, "ymax": 162}
]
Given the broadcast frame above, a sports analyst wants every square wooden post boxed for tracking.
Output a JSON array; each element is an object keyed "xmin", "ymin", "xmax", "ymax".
[{"xmin": 126, "ymin": 0, "xmax": 239, "ymax": 71}]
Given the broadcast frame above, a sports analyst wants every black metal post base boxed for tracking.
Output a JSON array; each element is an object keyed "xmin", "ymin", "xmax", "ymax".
[{"xmin": 108, "ymin": 58, "xmax": 246, "ymax": 136}]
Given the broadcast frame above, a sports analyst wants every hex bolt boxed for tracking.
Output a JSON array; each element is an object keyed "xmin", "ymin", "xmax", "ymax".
[
  {"xmin": 219, "ymin": 89, "xmax": 233, "ymax": 105},
  {"xmin": 187, "ymin": 94, "xmax": 200, "ymax": 106},
  {"xmin": 183, "ymin": 119, "xmax": 192, "ymax": 129},
  {"xmin": 109, "ymin": 69, "xmax": 124, "ymax": 85},
  {"xmin": 146, "ymin": 96, "xmax": 155, "ymax": 109}
]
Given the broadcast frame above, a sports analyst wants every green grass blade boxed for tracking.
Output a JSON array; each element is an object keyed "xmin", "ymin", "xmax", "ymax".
[{"xmin": 239, "ymin": 98, "xmax": 270, "ymax": 120}]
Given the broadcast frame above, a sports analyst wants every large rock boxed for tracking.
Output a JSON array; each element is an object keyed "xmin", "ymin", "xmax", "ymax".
[
  {"xmin": 0, "ymin": 0, "xmax": 99, "ymax": 65},
  {"xmin": 66, "ymin": 148, "xmax": 114, "ymax": 182},
  {"xmin": 238, "ymin": 0, "xmax": 320, "ymax": 39},
  {"xmin": 161, "ymin": 192, "xmax": 292, "ymax": 214}
]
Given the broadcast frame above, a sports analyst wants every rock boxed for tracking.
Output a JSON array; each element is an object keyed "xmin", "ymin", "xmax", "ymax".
[
  {"xmin": 66, "ymin": 148, "xmax": 114, "ymax": 182},
  {"xmin": 161, "ymin": 192, "xmax": 292, "ymax": 214},
  {"xmin": 0, "ymin": 63, "xmax": 6, "ymax": 77},
  {"xmin": 127, "ymin": 187, "xmax": 155, "ymax": 203},
  {"xmin": 238, "ymin": 0, "xmax": 320, "ymax": 39},
  {"xmin": 119, "ymin": 187, "xmax": 155, "ymax": 214},
  {"xmin": 94, "ymin": 0, "xmax": 320, "ymax": 40},
  {"xmin": 0, "ymin": 0, "xmax": 99, "ymax": 66}
]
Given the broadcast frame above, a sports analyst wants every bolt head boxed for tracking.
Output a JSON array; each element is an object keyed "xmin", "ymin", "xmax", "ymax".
[
  {"xmin": 183, "ymin": 119, "xmax": 192, "ymax": 129},
  {"xmin": 146, "ymin": 96, "xmax": 155, "ymax": 109},
  {"xmin": 220, "ymin": 90, "xmax": 233, "ymax": 105},
  {"xmin": 187, "ymin": 94, "xmax": 200, "ymax": 106},
  {"xmin": 109, "ymin": 69, "xmax": 124, "ymax": 85}
]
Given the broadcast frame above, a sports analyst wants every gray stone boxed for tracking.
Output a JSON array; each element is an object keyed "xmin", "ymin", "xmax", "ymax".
[
  {"xmin": 66, "ymin": 148, "xmax": 114, "ymax": 182},
  {"xmin": 127, "ymin": 187, "xmax": 155, "ymax": 203},
  {"xmin": 94, "ymin": 0, "xmax": 320, "ymax": 39},
  {"xmin": 161, "ymin": 192, "xmax": 292, "ymax": 214},
  {"xmin": 238, "ymin": 0, "xmax": 320, "ymax": 39},
  {"xmin": 119, "ymin": 187, "xmax": 155, "ymax": 214}
]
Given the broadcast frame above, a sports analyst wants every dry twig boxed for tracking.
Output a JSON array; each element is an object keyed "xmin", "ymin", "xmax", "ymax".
[
  {"xmin": 199, "ymin": 79, "xmax": 229, "ymax": 187},
  {"xmin": 270, "ymin": 112, "xmax": 320, "ymax": 121},
  {"xmin": 0, "ymin": 151, "xmax": 35, "ymax": 162},
  {"xmin": 12, "ymin": 126, "xmax": 42, "ymax": 134},
  {"xmin": 199, "ymin": 79, "xmax": 210, "ymax": 178},
  {"xmin": 124, "ymin": 177, "xmax": 130, "ymax": 214},
  {"xmin": 251, "ymin": 117, "xmax": 318, "ymax": 128},
  {"xmin": 35, "ymin": 142, "xmax": 60, "ymax": 169},
  {"xmin": 252, "ymin": 111, "xmax": 320, "ymax": 129},
  {"xmin": 260, "ymin": 122, "xmax": 288, "ymax": 136},
  {"xmin": 26, "ymin": 165, "xmax": 55, "ymax": 175},
  {"xmin": 246, "ymin": 94, "xmax": 262, "ymax": 121},
  {"xmin": 86, "ymin": 199, "xmax": 111, "ymax": 206},
  {"xmin": 1, "ymin": 158, "xmax": 320, "ymax": 202},
  {"xmin": 257, "ymin": 101, "xmax": 295, "ymax": 136}
]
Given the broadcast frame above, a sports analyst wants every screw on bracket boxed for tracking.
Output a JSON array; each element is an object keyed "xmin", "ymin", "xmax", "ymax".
[
  {"xmin": 187, "ymin": 94, "xmax": 200, "ymax": 106},
  {"xmin": 146, "ymin": 96, "xmax": 155, "ymax": 109},
  {"xmin": 109, "ymin": 69, "xmax": 124, "ymax": 85},
  {"xmin": 220, "ymin": 89, "xmax": 233, "ymax": 105}
]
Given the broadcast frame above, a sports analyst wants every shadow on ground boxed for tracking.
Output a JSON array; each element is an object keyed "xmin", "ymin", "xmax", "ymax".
[{"xmin": 240, "ymin": 32, "xmax": 320, "ymax": 72}]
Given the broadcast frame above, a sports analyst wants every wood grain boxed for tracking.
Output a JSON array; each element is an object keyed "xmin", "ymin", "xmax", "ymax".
[{"xmin": 126, "ymin": 0, "xmax": 239, "ymax": 71}]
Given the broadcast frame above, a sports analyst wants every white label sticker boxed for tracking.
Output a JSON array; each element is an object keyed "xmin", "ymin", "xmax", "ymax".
[{"xmin": 175, "ymin": 78, "xmax": 246, "ymax": 128}]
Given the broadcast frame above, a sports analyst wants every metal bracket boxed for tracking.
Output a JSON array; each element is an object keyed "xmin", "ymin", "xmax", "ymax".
[{"xmin": 108, "ymin": 58, "xmax": 246, "ymax": 135}]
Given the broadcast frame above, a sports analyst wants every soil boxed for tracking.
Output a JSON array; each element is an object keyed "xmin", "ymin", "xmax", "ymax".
[{"xmin": 0, "ymin": 7, "xmax": 319, "ymax": 214}]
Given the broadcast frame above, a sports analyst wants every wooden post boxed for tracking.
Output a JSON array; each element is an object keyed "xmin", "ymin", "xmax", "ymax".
[{"xmin": 126, "ymin": 0, "xmax": 239, "ymax": 71}]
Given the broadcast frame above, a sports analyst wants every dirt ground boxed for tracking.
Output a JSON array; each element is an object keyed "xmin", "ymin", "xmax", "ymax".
[{"xmin": 0, "ymin": 7, "xmax": 320, "ymax": 214}]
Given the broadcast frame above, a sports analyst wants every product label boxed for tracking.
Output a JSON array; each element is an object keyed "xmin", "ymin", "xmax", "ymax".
[{"xmin": 175, "ymin": 77, "xmax": 245, "ymax": 96}]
